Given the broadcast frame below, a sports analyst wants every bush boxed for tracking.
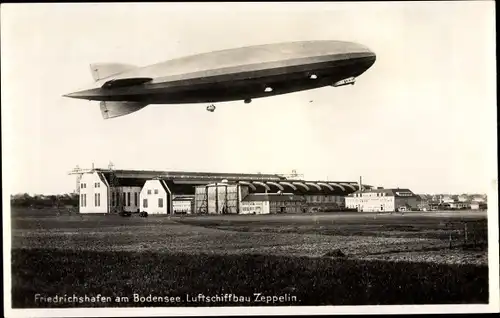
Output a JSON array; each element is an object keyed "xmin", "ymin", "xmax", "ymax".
[{"xmin": 324, "ymin": 249, "xmax": 347, "ymax": 258}]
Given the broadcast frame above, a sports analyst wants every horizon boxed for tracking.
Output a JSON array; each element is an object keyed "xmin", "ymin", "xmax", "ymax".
[
  {"xmin": 2, "ymin": 2, "xmax": 497, "ymax": 197},
  {"xmin": 9, "ymin": 165, "xmax": 490, "ymax": 197}
]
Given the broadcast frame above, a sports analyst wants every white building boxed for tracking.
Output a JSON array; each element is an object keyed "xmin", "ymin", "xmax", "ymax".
[
  {"xmin": 140, "ymin": 179, "xmax": 172, "ymax": 215},
  {"xmin": 472, "ymin": 195, "xmax": 486, "ymax": 203},
  {"xmin": 442, "ymin": 196, "xmax": 455, "ymax": 204},
  {"xmin": 172, "ymin": 196, "xmax": 195, "ymax": 214},
  {"xmin": 240, "ymin": 196, "xmax": 271, "ymax": 214},
  {"xmin": 240, "ymin": 193, "xmax": 305, "ymax": 214},
  {"xmin": 471, "ymin": 202, "xmax": 487, "ymax": 210},
  {"xmin": 345, "ymin": 188, "xmax": 419, "ymax": 212},
  {"xmin": 449, "ymin": 201, "xmax": 470, "ymax": 209},
  {"xmin": 79, "ymin": 171, "xmax": 110, "ymax": 213},
  {"xmin": 79, "ymin": 171, "xmax": 144, "ymax": 213}
]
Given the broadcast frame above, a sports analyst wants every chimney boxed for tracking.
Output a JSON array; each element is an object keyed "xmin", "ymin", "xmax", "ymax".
[{"xmin": 359, "ymin": 176, "xmax": 363, "ymax": 192}]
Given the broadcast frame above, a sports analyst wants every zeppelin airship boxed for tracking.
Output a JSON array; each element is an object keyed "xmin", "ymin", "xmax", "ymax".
[{"xmin": 63, "ymin": 40, "xmax": 376, "ymax": 119}]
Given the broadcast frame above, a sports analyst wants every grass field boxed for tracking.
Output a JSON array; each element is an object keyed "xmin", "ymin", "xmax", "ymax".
[{"xmin": 10, "ymin": 208, "xmax": 489, "ymax": 307}]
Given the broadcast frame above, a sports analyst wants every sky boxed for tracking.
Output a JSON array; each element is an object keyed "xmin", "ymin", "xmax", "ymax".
[{"xmin": 1, "ymin": 2, "xmax": 497, "ymax": 195}]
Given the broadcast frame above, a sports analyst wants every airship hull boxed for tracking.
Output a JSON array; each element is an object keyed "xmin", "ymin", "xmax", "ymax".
[
  {"xmin": 64, "ymin": 41, "xmax": 376, "ymax": 116},
  {"xmin": 69, "ymin": 55, "xmax": 375, "ymax": 104}
]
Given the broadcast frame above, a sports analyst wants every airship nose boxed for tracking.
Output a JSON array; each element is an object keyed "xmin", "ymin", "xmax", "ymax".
[
  {"xmin": 357, "ymin": 44, "xmax": 376, "ymax": 67},
  {"xmin": 367, "ymin": 50, "xmax": 376, "ymax": 65}
]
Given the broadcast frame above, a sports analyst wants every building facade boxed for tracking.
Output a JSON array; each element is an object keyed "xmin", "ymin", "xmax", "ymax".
[
  {"xmin": 111, "ymin": 186, "xmax": 142, "ymax": 213},
  {"xmin": 241, "ymin": 193, "xmax": 306, "ymax": 214},
  {"xmin": 172, "ymin": 196, "xmax": 195, "ymax": 214},
  {"xmin": 76, "ymin": 168, "xmax": 371, "ymax": 214},
  {"xmin": 79, "ymin": 172, "xmax": 109, "ymax": 213},
  {"xmin": 345, "ymin": 188, "xmax": 420, "ymax": 212},
  {"xmin": 471, "ymin": 202, "xmax": 487, "ymax": 210},
  {"xmin": 240, "ymin": 196, "xmax": 271, "ymax": 214},
  {"xmin": 139, "ymin": 179, "xmax": 172, "ymax": 215}
]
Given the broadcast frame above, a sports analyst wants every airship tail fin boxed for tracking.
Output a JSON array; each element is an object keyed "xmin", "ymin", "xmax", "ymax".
[
  {"xmin": 90, "ymin": 63, "xmax": 137, "ymax": 81},
  {"xmin": 100, "ymin": 101, "xmax": 148, "ymax": 119}
]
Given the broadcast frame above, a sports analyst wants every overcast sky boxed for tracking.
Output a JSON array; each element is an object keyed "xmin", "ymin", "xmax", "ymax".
[{"xmin": 1, "ymin": 2, "xmax": 496, "ymax": 195}]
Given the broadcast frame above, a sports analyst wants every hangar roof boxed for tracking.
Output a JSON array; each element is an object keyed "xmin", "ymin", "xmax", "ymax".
[
  {"xmin": 96, "ymin": 169, "xmax": 284, "ymax": 182},
  {"xmin": 95, "ymin": 169, "xmax": 371, "ymax": 196},
  {"xmin": 243, "ymin": 193, "xmax": 306, "ymax": 202},
  {"xmin": 349, "ymin": 188, "xmax": 416, "ymax": 197}
]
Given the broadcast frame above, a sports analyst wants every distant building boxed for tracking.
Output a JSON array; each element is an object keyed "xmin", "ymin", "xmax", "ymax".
[
  {"xmin": 472, "ymin": 196, "xmax": 487, "ymax": 203},
  {"xmin": 449, "ymin": 201, "xmax": 470, "ymax": 210},
  {"xmin": 345, "ymin": 188, "xmax": 420, "ymax": 212},
  {"xmin": 457, "ymin": 194, "xmax": 470, "ymax": 202},
  {"xmin": 471, "ymin": 202, "xmax": 487, "ymax": 210},
  {"xmin": 442, "ymin": 196, "xmax": 455, "ymax": 204}
]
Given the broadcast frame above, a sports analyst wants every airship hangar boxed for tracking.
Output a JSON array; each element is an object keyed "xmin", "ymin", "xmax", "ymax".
[{"xmin": 72, "ymin": 168, "xmax": 373, "ymax": 215}]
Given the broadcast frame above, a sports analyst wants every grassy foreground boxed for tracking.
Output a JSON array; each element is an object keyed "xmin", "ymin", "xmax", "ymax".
[{"xmin": 12, "ymin": 248, "xmax": 488, "ymax": 308}]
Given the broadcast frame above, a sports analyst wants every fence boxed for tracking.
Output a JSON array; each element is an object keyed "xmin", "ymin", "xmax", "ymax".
[{"xmin": 445, "ymin": 220, "xmax": 488, "ymax": 250}]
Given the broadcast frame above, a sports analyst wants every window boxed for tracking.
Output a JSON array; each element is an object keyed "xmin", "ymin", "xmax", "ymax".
[
  {"xmin": 81, "ymin": 194, "xmax": 86, "ymax": 207},
  {"xmin": 158, "ymin": 198, "xmax": 163, "ymax": 208},
  {"xmin": 127, "ymin": 192, "xmax": 131, "ymax": 207},
  {"xmin": 134, "ymin": 193, "xmax": 138, "ymax": 206},
  {"xmin": 143, "ymin": 199, "xmax": 148, "ymax": 208},
  {"xmin": 154, "ymin": 189, "xmax": 159, "ymax": 194},
  {"xmin": 94, "ymin": 193, "xmax": 101, "ymax": 207},
  {"xmin": 123, "ymin": 193, "xmax": 126, "ymax": 205},
  {"xmin": 80, "ymin": 194, "xmax": 84, "ymax": 207},
  {"xmin": 147, "ymin": 189, "xmax": 151, "ymax": 195}
]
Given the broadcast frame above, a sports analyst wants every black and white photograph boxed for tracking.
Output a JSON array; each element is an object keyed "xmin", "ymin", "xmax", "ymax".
[{"xmin": 2, "ymin": 1, "xmax": 498, "ymax": 316}]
